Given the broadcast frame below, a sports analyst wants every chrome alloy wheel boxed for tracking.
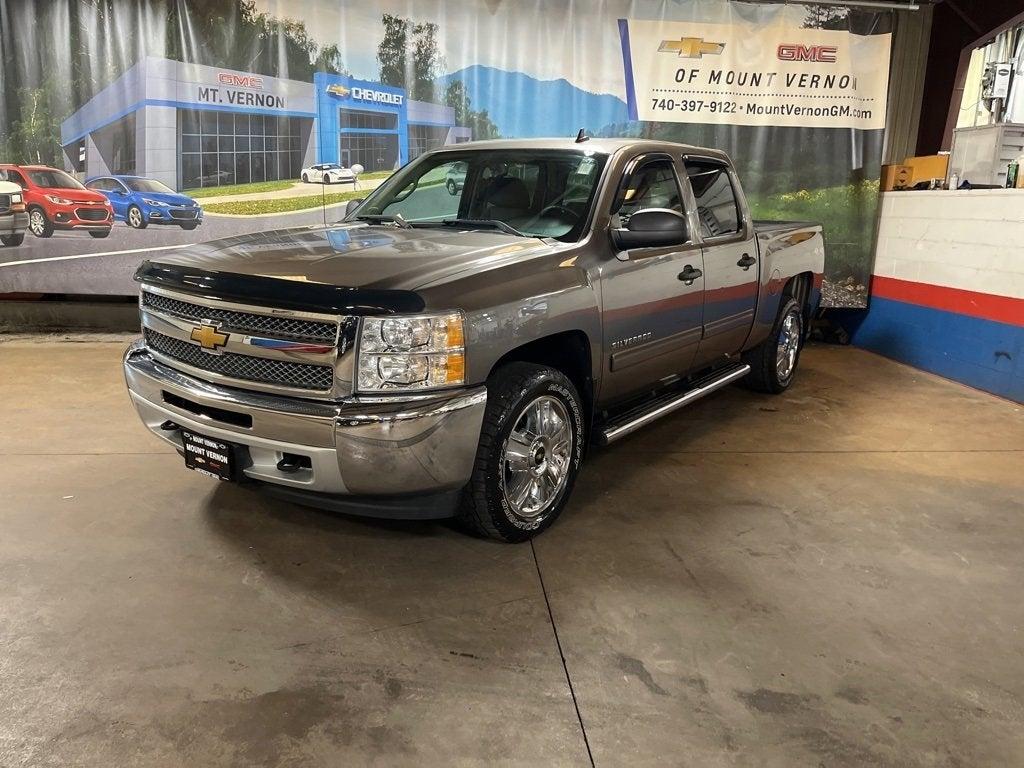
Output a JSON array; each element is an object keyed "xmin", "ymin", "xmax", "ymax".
[
  {"xmin": 128, "ymin": 207, "xmax": 143, "ymax": 228},
  {"xmin": 29, "ymin": 210, "xmax": 46, "ymax": 236},
  {"xmin": 503, "ymin": 396, "xmax": 573, "ymax": 520},
  {"xmin": 776, "ymin": 308, "xmax": 802, "ymax": 381}
]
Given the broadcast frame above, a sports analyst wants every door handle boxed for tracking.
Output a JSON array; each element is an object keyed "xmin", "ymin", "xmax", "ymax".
[
  {"xmin": 678, "ymin": 265, "xmax": 702, "ymax": 285},
  {"xmin": 737, "ymin": 253, "xmax": 756, "ymax": 270}
]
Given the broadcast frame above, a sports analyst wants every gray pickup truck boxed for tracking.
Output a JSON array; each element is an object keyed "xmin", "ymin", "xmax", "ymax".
[{"xmin": 124, "ymin": 138, "xmax": 823, "ymax": 541}]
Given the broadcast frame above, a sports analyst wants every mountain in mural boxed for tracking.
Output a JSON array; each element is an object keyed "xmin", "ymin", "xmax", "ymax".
[{"xmin": 438, "ymin": 65, "xmax": 628, "ymax": 138}]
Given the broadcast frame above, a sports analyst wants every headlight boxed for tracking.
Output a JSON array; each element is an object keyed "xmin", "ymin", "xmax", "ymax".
[
  {"xmin": 46, "ymin": 194, "xmax": 72, "ymax": 205},
  {"xmin": 357, "ymin": 312, "xmax": 465, "ymax": 392},
  {"xmin": 142, "ymin": 198, "xmax": 169, "ymax": 207},
  {"xmin": 11, "ymin": 193, "xmax": 21, "ymax": 204}
]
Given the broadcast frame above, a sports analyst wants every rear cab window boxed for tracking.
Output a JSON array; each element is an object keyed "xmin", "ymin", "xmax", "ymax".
[{"xmin": 684, "ymin": 159, "xmax": 742, "ymax": 238}]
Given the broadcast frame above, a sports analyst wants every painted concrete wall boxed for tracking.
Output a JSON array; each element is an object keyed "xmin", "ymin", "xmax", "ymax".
[{"xmin": 853, "ymin": 189, "xmax": 1024, "ymax": 402}]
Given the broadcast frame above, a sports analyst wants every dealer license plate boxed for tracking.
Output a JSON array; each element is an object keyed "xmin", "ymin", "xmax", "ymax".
[{"xmin": 181, "ymin": 430, "xmax": 235, "ymax": 481}]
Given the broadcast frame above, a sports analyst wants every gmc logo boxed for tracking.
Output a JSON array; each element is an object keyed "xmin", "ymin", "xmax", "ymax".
[
  {"xmin": 218, "ymin": 73, "xmax": 265, "ymax": 89},
  {"xmin": 777, "ymin": 44, "xmax": 838, "ymax": 63}
]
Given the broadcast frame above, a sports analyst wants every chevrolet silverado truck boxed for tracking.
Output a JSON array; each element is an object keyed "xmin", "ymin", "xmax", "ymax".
[{"xmin": 124, "ymin": 138, "xmax": 823, "ymax": 542}]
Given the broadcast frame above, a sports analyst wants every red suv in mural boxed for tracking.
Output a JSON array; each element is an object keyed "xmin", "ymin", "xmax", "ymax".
[{"xmin": 0, "ymin": 164, "xmax": 113, "ymax": 239}]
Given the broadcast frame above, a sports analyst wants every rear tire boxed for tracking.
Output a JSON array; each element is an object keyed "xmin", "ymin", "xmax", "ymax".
[
  {"xmin": 301, "ymin": 173, "xmax": 309, "ymax": 183},
  {"xmin": 0, "ymin": 233, "xmax": 24, "ymax": 247},
  {"xmin": 180, "ymin": 222, "xmax": 198, "ymax": 231},
  {"xmin": 741, "ymin": 296, "xmax": 804, "ymax": 394},
  {"xmin": 446, "ymin": 179, "xmax": 458, "ymax": 195},
  {"xmin": 459, "ymin": 362, "xmax": 584, "ymax": 542}
]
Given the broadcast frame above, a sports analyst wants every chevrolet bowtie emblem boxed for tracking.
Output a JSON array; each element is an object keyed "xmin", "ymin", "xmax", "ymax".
[
  {"xmin": 325, "ymin": 84, "xmax": 350, "ymax": 98},
  {"xmin": 190, "ymin": 323, "xmax": 229, "ymax": 351},
  {"xmin": 658, "ymin": 37, "xmax": 726, "ymax": 58}
]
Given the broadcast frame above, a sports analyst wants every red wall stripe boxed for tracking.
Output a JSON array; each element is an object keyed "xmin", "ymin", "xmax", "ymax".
[{"xmin": 871, "ymin": 275, "xmax": 1024, "ymax": 328}]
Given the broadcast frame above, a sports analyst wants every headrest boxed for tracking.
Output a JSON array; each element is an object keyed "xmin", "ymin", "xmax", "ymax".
[{"xmin": 485, "ymin": 177, "xmax": 530, "ymax": 209}]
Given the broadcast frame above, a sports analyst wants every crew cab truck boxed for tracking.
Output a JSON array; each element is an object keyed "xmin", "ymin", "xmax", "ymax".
[
  {"xmin": 0, "ymin": 180, "xmax": 28, "ymax": 246},
  {"xmin": 124, "ymin": 138, "xmax": 823, "ymax": 542}
]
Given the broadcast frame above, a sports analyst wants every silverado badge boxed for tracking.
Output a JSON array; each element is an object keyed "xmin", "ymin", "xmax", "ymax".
[{"xmin": 190, "ymin": 324, "xmax": 229, "ymax": 351}]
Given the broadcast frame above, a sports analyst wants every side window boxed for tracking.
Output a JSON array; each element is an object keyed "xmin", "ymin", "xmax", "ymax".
[
  {"xmin": 615, "ymin": 159, "xmax": 683, "ymax": 221},
  {"xmin": 685, "ymin": 160, "xmax": 741, "ymax": 238},
  {"xmin": 1, "ymin": 169, "xmax": 27, "ymax": 188},
  {"xmin": 89, "ymin": 178, "xmax": 110, "ymax": 191}
]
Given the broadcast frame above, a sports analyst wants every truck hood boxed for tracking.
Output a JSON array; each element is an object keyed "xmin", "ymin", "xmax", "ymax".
[{"xmin": 137, "ymin": 223, "xmax": 560, "ymax": 315}]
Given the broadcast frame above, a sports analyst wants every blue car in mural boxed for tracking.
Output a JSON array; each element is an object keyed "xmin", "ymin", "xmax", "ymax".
[{"xmin": 85, "ymin": 175, "xmax": 203, "ymax": 230}]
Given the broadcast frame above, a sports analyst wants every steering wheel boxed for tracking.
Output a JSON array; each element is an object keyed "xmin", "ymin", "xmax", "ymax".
[{"xmin": 538, "ymin": 204, "xmax": 580, "ymax": 222}]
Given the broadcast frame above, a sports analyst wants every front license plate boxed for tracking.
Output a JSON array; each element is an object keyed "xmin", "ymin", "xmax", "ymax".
[{"xmin": 181, "ymin": 430, "xmax": 235, "ymax": 481}]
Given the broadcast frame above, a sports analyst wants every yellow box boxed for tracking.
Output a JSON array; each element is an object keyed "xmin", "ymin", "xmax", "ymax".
[
  {"xmin": 881, "ymin": 164, "xmax": 913, "ymax": 191},
  {"xmin": 903, "ymin": 154, "xmax": 949, "ymax": 186}
]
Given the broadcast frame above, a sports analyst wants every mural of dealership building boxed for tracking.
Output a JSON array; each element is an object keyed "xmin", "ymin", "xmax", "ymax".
[{"xmin": 60, "ymin": 57, "xmax": 471, "ymax": 191}]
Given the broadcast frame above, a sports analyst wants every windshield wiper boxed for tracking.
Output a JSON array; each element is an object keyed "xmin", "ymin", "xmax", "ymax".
[
  {"xmin": 354, "ymin": 213, "xmax": 415, "ymax": 229},
  {"xmin": 441, "ymin": 219, "xmax": 529, "ymax": 238}
]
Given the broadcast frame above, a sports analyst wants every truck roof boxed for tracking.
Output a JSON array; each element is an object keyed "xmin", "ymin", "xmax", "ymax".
[{"xmin": 430, "ymin": 137, "xmax": 731, "ymax": 163}]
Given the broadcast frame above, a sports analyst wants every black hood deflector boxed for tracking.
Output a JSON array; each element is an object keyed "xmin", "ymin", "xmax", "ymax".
[{"xmin": 135, "ymin": 261, "xmax": 426, "ymax": 316}]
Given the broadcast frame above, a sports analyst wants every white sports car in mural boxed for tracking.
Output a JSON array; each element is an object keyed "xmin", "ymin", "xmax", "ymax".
[{"xmin": 300, "ymin": 163, "xmax": 363, "ymax": 185}]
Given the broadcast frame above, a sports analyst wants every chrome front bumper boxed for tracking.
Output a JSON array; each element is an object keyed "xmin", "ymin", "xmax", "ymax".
[{"xmin": 123, "ymin": 343, "xmax": 487, "ymax": 507}]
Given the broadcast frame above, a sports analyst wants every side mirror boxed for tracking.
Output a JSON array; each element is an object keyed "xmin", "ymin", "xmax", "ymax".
[
  {"xmin": 611, "ymin": 208, "xmax": 688, "ymax": 251},
  {"xmin": 345, "ymin": 199, "xmax": 364, "ymax": 217}
]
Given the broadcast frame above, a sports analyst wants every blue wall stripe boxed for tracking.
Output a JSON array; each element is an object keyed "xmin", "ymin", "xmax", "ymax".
[{"xmin": 853, "ymin": 297, "xmax": 1024, "ymax": 403}]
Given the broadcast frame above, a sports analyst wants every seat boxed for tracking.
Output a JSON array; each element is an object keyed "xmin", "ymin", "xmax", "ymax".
[{"xmin": 482, "ymin": 177, "xmax": 531, "ymax": 220}]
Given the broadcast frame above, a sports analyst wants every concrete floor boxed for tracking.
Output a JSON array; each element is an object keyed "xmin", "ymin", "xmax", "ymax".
[{"xmin": 1, "ymin": 338, "xmax": 1023, "ymax": 767}]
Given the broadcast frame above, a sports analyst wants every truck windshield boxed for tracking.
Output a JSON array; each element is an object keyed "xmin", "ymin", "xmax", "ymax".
[{"xmin": 352, "ymin": 149, "xmax": 607, "ymax": 242}]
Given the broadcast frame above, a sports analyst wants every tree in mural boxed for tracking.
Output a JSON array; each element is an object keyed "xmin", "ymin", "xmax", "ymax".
[
  {"xmin": 312, "ymin": 44, "xmax": 349, "ymax": 76},
  {"xmin": 377, "ymin": 14, "xmax": 443, "ymax": 102},
  {"xmin": 377, "ymin": 14, "xmax": 409, "ymax": 91},
  {"xmin": 443, "ymin": 81, "xmax": 500, "ymax": 140},
  {"xmin": 802, "ymin": 5, "xmax": 850, "ymax": 29}
]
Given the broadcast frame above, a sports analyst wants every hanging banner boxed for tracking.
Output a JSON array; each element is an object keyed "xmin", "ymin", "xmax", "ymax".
[
  {"xmin": 620, "ymin": 18, "xmax": 891, "ymax": 130},
  {"xmin": 0, "ymin": 1, "xmax": 893, "ymax": 309}
]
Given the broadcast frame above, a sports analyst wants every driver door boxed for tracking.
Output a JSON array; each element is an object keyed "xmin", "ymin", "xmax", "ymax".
[{"xmin": 599, "ymin": 155, "xmax": 705, "ymax": 404}]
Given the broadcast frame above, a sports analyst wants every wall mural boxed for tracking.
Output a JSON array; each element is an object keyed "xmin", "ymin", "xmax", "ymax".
[{"xmin": 0, "ymin": 0, "xmax": 891, "ymax": 308}]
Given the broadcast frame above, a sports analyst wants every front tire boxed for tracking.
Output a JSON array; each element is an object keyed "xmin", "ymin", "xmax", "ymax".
[
  {"xmin": 28, "ymin": 207, "xmax": 53, "ymax": 238},
  {"xmin": 88, "ymin": 229, "xmax": 111, "ymax": 239},
  {"xmin": 179, "ymin": 222, "xmax": 198, "ymax": 231},
  {"xmin": 446, "ymin": 179, "xmax": 458, "ymax": 195},
  {"xmin": 742, "ymin": 296, "xmax": 804, "ymax": 393},
  {"xmin": 0, "ymin": 233, "xmax": 24, "ymax": 247},
  {"xmin": 459, "ymin": 362, "xmax": 584, "ymax": 542},
  {"xmin": 127, "ymin": 205, "xmax": 147, "ymax": 229}
]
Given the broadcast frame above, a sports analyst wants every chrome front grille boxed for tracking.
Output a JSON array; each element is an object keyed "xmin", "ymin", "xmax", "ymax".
[
  {"xmin": 139, "ymin": 286, "xmax": 351, "ymax": 398},
  {"xmin": 142, "ymin": 291, "xmax": 337, "ymax": 344},
  {"xmin": 144, "ymin": 329, "xmax": 334, "ymax": 391}
]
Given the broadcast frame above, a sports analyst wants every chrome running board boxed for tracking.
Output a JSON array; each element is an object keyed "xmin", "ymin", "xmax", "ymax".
[{"xmin": 598, "ymin": 363, "xmax": 750, "ymax": 445}]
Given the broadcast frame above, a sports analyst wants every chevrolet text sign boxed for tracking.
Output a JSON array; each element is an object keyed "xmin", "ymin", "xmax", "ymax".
[{"xmin": 619, "ymin": 19, "xmax": 891, "ymax": 130}]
